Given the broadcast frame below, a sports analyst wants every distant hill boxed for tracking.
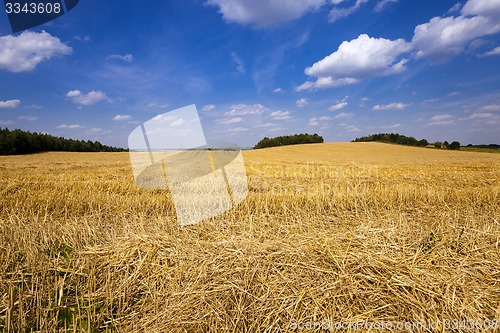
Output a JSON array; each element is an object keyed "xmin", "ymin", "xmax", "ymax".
[
  {"xmin": 254, "ymin": 133, "xmax": 323, "ymax": 149},
  {"xmin": 352, "ymin": 133, "xmax": 429, "ymax": 147},
  {"xmin": 0, "ymin": 128, "xmax": 127, "ymax": 155},
  {"xmin": 352, "ymin": 133, "xmax": 463, "ymax": 150}
]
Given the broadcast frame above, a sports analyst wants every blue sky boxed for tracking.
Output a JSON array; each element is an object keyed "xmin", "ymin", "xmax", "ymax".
[{"xmin": 0, "ymin": 0, "xmax": 499, "ymax": 148}]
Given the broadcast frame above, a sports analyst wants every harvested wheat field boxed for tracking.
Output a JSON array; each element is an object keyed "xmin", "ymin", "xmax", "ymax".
[{"xmin": 1, "ymin": 142, "xmax": 499, "ymax": 332}]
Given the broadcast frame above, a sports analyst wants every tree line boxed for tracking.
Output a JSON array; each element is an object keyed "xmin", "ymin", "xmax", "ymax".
[
  {"xmin": 0, "ymin": 128, "xmax": 127, "ymax": 155},
  {"xmin": 352, "ymin": 133, "xmax": 461, "ymax": 150},
  {"xmin": 254, "ymin": 133, "xmax": 324, "ymax": 149}
]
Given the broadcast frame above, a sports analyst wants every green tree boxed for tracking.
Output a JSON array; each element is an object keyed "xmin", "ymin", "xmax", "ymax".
[{"xmin": 449, "ymin": 141, "xmax": 461, "ymax": 150}]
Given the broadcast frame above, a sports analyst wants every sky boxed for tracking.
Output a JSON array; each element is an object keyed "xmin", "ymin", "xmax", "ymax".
[{"xmin": 0, "ymin": 0, "xmax": 499, "ymax": 148}]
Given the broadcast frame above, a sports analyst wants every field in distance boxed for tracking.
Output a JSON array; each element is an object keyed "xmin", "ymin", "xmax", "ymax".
[{"xmin": 0, "ymin": 142, "xmax": 499, "ymax": 332}]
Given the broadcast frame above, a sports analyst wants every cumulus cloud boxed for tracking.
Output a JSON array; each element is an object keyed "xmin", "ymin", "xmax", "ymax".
[
  {"xmin": 108, "ymin": 54, "xmax": 134, "ymax": 62},
  {"xmin": 0, "ymin": 31, "xmax": 71, "ymax": 72},
  {"xmin": 412, "ymin": 15, "xmax": 500, "ymax": 60},
  {"xmin": 225, "ymin": 103, "xmax": 267, "ymax": 116},
  {"xmin": 0, "ymin": 99, "xmax": 21, "ymax": 109},
  {"xmin": 206, "ymin": 0, "xmax": 326, "ymax": 27},
  {"xmin": 373, "ymin": 102, "xmax": 409, "ymax": 110},
  {"xmin": 429, "ymin": 114, "xmax": 455, "ymax": 125},
  {"xmin": 296, "ymin": 0, "xmax": 500, "ymax": 90},
  {"xmin": 412, "ymin": 0, "xmax": 500, "ymax": 60},
  {"xmin": 296, "ymin": 98, "xmax": 308, "ymax": 107},
  {"xmin": 57, "ymin": 124, "xmax": 85, "ymax": 129},
  {"xmin": 461, "ymin": 0, "xmax": 500, "ymax": 18},
  {"xmin": 271, "ymin": 111, "xmax": 291, "ymax": 120},
  {"xmin": 66, "ymin": 90, "xmax": 109, "ymax": 106},
  {"xmin": 297, "ymin": 34, "xmax": 410, "ymax": 90},
  {"xmin": 112, "ymin": 114, "xmax": 132, "ymax": 121}
]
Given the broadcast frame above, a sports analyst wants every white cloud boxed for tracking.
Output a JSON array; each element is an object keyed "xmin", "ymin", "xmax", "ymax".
[
  {"xmin": 18, "ymin": 116, "xmax": 39, "ymax": 121},
  {"xmin": 296, "ymin": 98, "xmax": 308, "ymax": 107},
  {"xmin": 448, "ymin": 3, "xmax": 463, "ymax": 13},
  {"xmin": 329, "ymin": 102, "xmax": 348, "ymax": 111},
  {"xmin": 412, "ymin": 15, "xmax": 500, "ymax": 60},
  {"xmin": 202, "ymin": 104, "xmax": 216, "ymax": 112},
  {"xmin": 112, "ymin": 114, "xmax": 132, "ymax": 121},
  {"xmin": 461, "ymin": 0, "xmax": 500, "ymax": 18},
  {"xmin": 228, "ymin": 127, "xmax": 248, "ymax": 133},
  {"xmin": 0, "ymin": 31, "xmax": 71, "ymax": 72},
  {"xmin": 308, "ymin": 118, "xmax": 319, "ymax": 126},
  {"xmin": 273, "ymin": 87, "xmax": 284, "ymax": 93},
  {"xmin": 147, "ymin": 102, "xmax": 169, "ymax": 109},
  {"xmin": 231, "ymin": 52, "xmax": 245, "ymax": 73},
  {"xmin": 297, "ymin": 34, "xmax": 410, "ymax": 90},
  {"xmin": 225, "ymin": 103, "xmax": 267, "ymax": 116},
  {"xmin": 170, "ymin": 119, "xmax": 186, "ymax": 127},
  {"xmin": 329, "ymin": 0, "xmax": 368, "ymax": 22},
  {"xmin": 385, "ymin": 123, "xmax": 402, "ymax": 129},
  {"xmin": 0, "ymin": 99, "xmax": 21, "ymax": 109},
  {"xmin": 206, "ymin": 0, "xmax": 326, "ymax": 27},
  {"xmin": 480, "ymin": 46, "xmax": 500, "ymax": 57},
  {"xmin": 319, "ymin": 116, "xmax": 334, "ymax": 121},
  {"xmin": 375, "ymin": 0, "xmax": 398, "ymax": 12},
  {"xmin": 25, "ymin": 104, "xmax": 43, "ymax": 109},
  {"xmin": 271, "ymin": 111, "xmax": 291, "ymax": 120},
  {"xmin": 108, "ymin": 54, "xmax": 134, "ymax": 62},
  {"xmin": 219, "ymin": 117, "xmax": 243, "ymax": 124},
  {"xmin": 57, "ymin": 124, "xmax": 85, "ymax": 129},
  {"xmin": 344, "ymin": 125, "xmax": 361, "ymax": 133},
  {"xmin": 0, "ymin": 120, "xmax": 14, "ymax": 125},
  {"xmin": 333, "ymin": 112, "xmax": 353, "ymax": 119},
  {"xmin": 373, "ymin": 102, "xmax": 409, "ymax": 110},
  {"xmin": 459, "ymin": 112, "xmax": 499, "ymax": 121},
  {"xmin": 329, "ymin": 97, "xmax": 349, "ymax": 111},
  {"xmin": 255, "ymin": 122, "xmax": 276, "ymax": 128},
  {"xmin": 481, "ymin": 104, "xmax": 500, "ymax": 111},
  {"xmin": 66, "ymin": 90, "xmax": 109, "ymax": 106},
  {"xmin": 448, "ymin": 91, "xmax": 460, "ymax": 96},
  {"xmin": 429, "ymin": 114, "xmax": 455, "ymax": 125}
]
